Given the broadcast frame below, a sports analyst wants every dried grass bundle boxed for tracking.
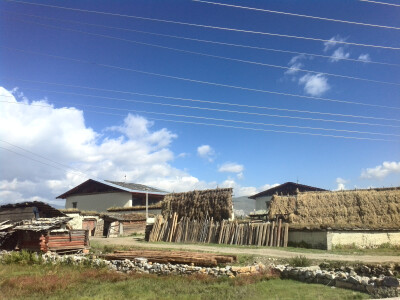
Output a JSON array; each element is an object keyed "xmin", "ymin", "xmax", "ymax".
[
  {"xmin": 161, "ymin": 188, "xmax": 233, "ymax": 221},
  {"xmin": 268, "ymin": 188, "xmax": 400, "ymax": 229}
]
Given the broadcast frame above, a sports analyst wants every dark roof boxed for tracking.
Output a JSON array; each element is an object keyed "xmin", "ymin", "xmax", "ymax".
[
  {"xmin": 249, "ymin": 182, "xmax": 326, "ymax": 199},
  {"xmin": 56, "ymin": 179, "xmax": 168, "ymax": 199},
  {"xmin": 105, "ymin": 180, "xmax": 167, "ymax": 193},
  {"xmin": 0, "ymin": 201, "xmax": 66, "ymax": 222}
]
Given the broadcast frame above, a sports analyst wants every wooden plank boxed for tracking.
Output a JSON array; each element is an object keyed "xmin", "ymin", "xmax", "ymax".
[
  {"xmin": 269, "ymin": 221, "xmax": 275, "ymax": 247},
  {"xmin": 277, "ymin": 219, "xmax": 282, "ymax": 248}
]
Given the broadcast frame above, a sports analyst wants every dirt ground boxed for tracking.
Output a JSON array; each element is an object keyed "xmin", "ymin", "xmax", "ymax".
[{"xmin": 91, "ymin": 237, "xmax": 400, "ymax": 264}]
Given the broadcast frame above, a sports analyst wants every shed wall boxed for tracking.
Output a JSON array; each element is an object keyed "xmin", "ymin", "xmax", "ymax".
[
  {"xmin": 288, "ymin": 230, "xmax": 327, "ymax": 249},
  {"xmin": 254, "ymin": 196, "xmax": 272, "ymax": 211},
  {"xmin": 65, "ymin": 192, "xmax": 131, "ymax": 212},
  {"xmin": 327, "ymin": 231, "xmax": 400, "ymax": 250}
]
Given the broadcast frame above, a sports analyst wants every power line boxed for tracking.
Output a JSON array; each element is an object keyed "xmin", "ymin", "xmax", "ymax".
[
  {"xmin": 0, "ymin": 99, "xmax": 395, "ymax": 142},
  {"xmin": 194, "ymin": 0, "xmax": 400, "ymax": 31},
  {"xmin": 9, "ymin": 16, "xmax": 400, "ymax": 87},
  {"xmin": 359, "ymin": 0, "xmax": 400, "ymax": 7},
  {"xmin": 5, "ymin": 77, "xmax": 399, "ymax": 122},
  {"xmin": 2, "ymin": 87, "xmax": 399, "ymax": 128},
  {"xmin": 0, "ymin": 146, "xmax": 90, "ymax": 179},
  {"xmin": 4, "ymin": 0, "xmax": 400, "ymax": 51},
  {"xmin": 0, "ymin": 139, "xmax": 91, "ymax": 179},
  {"xmin": 7, "ymin": 10, "xmax": 399, "ymax": 68},
  {"xmin": 3, "ymin": 99, "xmax": 399, "ymax": 138},
  {"xmin": 3, "ymin": 46, "xmax": 400, "ymax": 111}
]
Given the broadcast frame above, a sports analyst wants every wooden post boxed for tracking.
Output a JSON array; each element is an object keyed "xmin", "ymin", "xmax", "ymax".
[
  {"xmin": 269, "ymin": 221, "xmax": 275, "ymax": 247},
  {"xmin": 146, "ymin": 192, "xmax": 149, "ymax": 223},
  {"xmin": 283, "ymin": 223, "xmax": 289, "ymax": 247},
  {"xmin": 276, "ymin": 219, "xmax": 282, "ymax": 247}
]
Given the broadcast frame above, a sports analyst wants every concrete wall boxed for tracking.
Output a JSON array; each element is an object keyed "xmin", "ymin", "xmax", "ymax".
[
  {"xmin": 254, "ymin": 195, "xmax": 272, "ymax": 211},
  {"xmin": 65, "ymin": 192, "xmax": 131, "ymax": 212},
  {"xmin": 327, "ymin": 230, "xmax": 400, "ymax": 250},
  {"xmin": 288, "ymin": 230, "xmax": 328, "ymax": 249},
  {"xmin": 289, "ymin": 229, "xmax": 400, "ymax": 250}
]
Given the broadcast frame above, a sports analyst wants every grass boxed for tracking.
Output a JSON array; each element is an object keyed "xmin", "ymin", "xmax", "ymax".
[
  {"xmin": 0, "ymin": 264, "xmax": 369, "ymax": 300},
  {"xmin": 286, "ymin": 256, "xmax": 312, "ymax": 267}
]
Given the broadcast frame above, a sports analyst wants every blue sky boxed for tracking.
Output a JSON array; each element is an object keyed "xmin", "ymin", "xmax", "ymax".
[{"xmin": 0, "ymin": 0, "xmax": 399, "ymax": 206}]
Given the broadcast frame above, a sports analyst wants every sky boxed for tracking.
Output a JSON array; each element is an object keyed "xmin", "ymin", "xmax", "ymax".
[{"xmin": 0, "ymin": 0, "xmax": 399, "ymax": 207}]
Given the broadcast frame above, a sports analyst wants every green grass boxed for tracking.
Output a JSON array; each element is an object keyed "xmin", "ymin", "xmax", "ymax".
[{"xmin": 0, "ymin": 264, "xmax": 369, "ymax": 300}]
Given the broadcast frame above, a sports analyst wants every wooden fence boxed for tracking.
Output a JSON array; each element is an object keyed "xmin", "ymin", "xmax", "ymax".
[{"xmin": 148, "ymin": 213, "xmax": 289, "ymax": 247}]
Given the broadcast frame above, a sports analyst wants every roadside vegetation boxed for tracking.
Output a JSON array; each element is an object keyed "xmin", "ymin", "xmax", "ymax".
[{"xmin": 0, "ymin": 263, "xmax": 369, "ymax": 300}]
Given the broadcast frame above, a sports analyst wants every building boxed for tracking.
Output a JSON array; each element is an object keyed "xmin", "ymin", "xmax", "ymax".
[
  {"xmin": 57, "ymin": 179, "xmax": 168, "ymax": 212},
  {"xmin": 0, "ymin": 201, "xmax": 66, "ymax": 223},
  {"xmin": 268, "ymin": 187, "xmax": 400, "ymax": 249},
  {"xmin": 249, "ymin": 182, "xmax": 326, "ymax": 217}
]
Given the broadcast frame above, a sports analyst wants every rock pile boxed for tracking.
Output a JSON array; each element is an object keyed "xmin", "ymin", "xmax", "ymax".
[{"xmin": 273, "ymin": 264, "xmax": 400, "ymax": 297}]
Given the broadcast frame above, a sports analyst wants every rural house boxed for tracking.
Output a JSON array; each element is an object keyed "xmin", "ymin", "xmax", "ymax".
[
  {"xmin": 57, "ymin": 179, "xmax": 168, "ymax": 212},
  {"xmin": 268, "ymin": 187, "xmax": 400, "ymax": 249},
  {"xmin": 249, "ymin": 182, "xmax": 326, "ymax": 218}
]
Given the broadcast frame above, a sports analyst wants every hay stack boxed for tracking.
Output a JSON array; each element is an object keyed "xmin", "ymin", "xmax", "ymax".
[
  {"xmin": 268, "ymin": 188, "xmax": 400, "ymax": 230},
  {"xmin": 161, "ymin": 188, "xmax": 233, "ymax": 221}
]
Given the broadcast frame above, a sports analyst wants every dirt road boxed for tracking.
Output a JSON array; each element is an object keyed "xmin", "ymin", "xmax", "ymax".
[{"xmin": 91, "ymin": 237, "xmax": 400, "ymax": 264}]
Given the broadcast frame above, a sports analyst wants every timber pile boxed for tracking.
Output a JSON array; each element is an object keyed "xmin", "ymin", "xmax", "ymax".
[
  {"xmin": 268, "ymin": 187, "xmax": 400, "ymax": 229},
  {"xmin": 162, "ymin": 188, "xmax": 233, "ymax": 221},
  {"xmin": 45, "ymin": 230, "xmax": 89, "ymax": 252},
  {"xmin": 148, "ymin": 214, "xmax": 289, "ymax": 247},
  {"xmin": 102, "ymin": 249, "xmax": 236, "ymax": 267}
]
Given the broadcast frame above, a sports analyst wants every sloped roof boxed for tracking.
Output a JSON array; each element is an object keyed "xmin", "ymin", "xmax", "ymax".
[
  {"xmin": 0, "ymin": 201, "xmax": 66, "ymax": 222},
  {"xmin": 249, "ymin": 182, "xmax": 326, "ymax": 199},
  {"xmin": 56, "ymin": 179, "xmax": 168, "ymax": 199}
]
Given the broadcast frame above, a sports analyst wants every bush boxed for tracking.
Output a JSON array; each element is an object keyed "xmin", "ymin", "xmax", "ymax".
[
  {"xmin": 1, "ymin": 250, "xmax": 44, "ymax": 265},
  {"xmin": 287, "ymin": 255, "xmax": 312, "ymax": 267}
]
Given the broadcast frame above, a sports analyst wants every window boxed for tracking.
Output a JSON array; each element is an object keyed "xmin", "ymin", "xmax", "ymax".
[{"xmin": 72, "ymin": 202, "xmax": 77, "ymax": 209}]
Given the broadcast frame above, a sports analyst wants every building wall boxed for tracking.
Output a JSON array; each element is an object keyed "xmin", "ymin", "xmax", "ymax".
[
  {"xmin": 65, "ymin": 192, "xmax": 131, "ymax": 212},
  {"xmin": 289, "ymin": 230, "xmax": 328, "ymax": 249},
  {"xmin": 327, "ymin": 230, "xmax": 400, "ymax": 250},
  {"xmin": 65, "ymin": 212, "xmax": 100, "ymax": 230},
  {"xmin": 289, "ymin": 229, "xmax": 400, "ymax": 250},
  {"xmin": 255, "ymin": 196, "xmax": 272, "ymax": 211}
]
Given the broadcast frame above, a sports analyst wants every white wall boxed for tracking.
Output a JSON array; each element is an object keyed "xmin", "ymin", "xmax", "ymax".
[
  {"xmin": 255, "ymin": 196, "xmax": 272, "ymax": 211},
  {"xmin": 328, "ymin": 231, "xmax": 400, "ymax": 250},
  {"xmin": 65, "ymin": 192, "xmax": 131, "ymax": 212}
]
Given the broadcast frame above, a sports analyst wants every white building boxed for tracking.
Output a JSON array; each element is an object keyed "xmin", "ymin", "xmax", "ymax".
[{"xmin": 57, "ymin": 179, "xmax": 168, "ymax": 212}]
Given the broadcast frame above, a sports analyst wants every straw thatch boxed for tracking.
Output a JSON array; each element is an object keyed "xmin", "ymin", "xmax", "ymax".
[
  {"xmin": 268, "ymin": 188, "xmax": 400, "ymax": 230},
  {"xmin": 161, "ymin": 188, "xmax": 233, "ymax": 221}
]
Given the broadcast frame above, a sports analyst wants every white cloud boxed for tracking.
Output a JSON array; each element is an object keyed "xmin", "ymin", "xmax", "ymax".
[
  {"xmin": 299, "ymin": 73, "xmax": 330, "ymax": 96},
  {"xmin": 329, "ymin": 47, "xmax": 350, "ymax": 62},
  {"xmin": 218, "ymin": 162, "xmax": 244, "ymax": 173},
  {"xmin": 358, "ymin": 53, "xmax": 371, "ymax": 62},
  {"xmin": 284, "ymin": 54, "xmax": 309, "ymax": 75},
  {"xmin": 323, "ymin": 35, "xmax": 347, "ymax": 52},
  {"xmin": 336, "ymin": 177, "xmax": 347, "ymax": 190},
  {"xmin": 361, "ymin": 161, "xmax": 400, "ymax": 179},
  {"xmin": 197, "ymin": 144, "xmax": 215, "ymax": 162},
  {"xmin": 237, "ymin": 172, "xmax": 244, "ymax": 180},
  {"xmin": 1, "ymin": 87, "xmax": 274, "ymax": 205}
]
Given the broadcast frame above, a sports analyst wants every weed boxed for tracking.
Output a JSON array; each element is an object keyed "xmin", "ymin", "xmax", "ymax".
[{"xmin": 286, "ymin": 255, "xmax": 312, "ymax": 267}]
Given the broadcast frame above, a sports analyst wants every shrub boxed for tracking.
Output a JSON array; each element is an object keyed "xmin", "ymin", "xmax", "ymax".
[{"xmin": 287, "ymin": 255, "xmax": 312, "ymax": 267}]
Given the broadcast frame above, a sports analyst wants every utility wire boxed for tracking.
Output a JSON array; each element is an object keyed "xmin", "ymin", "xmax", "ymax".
[
  {"xmin": 3, "ymin": 0, "xmax": 400, "ymax": 51},
  {"xmin": 0, "ymin": 139, "xmax": 91, "ymax": 179},
  {"xmin": 3, "ymin": 46, "xmax": 400, "ymax": 111},
  {"xmin": 2, "ymin": 88, "xmax": 399, "ymax": 128},
  {"xmin": 3, "ymin": 99, "xmax": 399, "ymax": 137},
  {"xmin": 9, "ymin": 16, "xmax": 400, "ymax": 87},
  {"xmin": 193, "ymin": 0, "xmax": 400, "ymax": 30},
  {"xmin": 0, "ymin": 146, "xmax": 90, "ymax": 179},
  {"xmin": 5, "ymin": 77, "xmax": 399, "ymax": 122},
  {"xmin": 0, "ymin": 100, "xmax": 394, "ymax": 142},
  {"xmin": 6, "ymin": 10, "xmax": 399, "ymax": 68},
  {"xmin": 359, "ymin": 0, "xmax": 400, "ymax": 7}
]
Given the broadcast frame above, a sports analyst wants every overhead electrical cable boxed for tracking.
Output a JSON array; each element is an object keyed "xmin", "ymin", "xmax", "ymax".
[
  {"xmin": 3, "ymin": 46, "xmax": 400, "ymax": 111},
  {"xmin": 0, "ymin": 139, "xmax": 92, "ymax": 179},
  {"xmin": 193, "ymin": 0, "xmax": 400, "ymax": 30},
  {"xmin": 5, "ymin": 77, "xmax": 399, "ymax": 123},
  {"xmin": 0, "ymin": 146, "xmax": 90, "ymax": 179},
  {"xmin": 6, "ymin": 11, "xmax": 398, "ymax": 68},
  {"xmin": 0, "ymin": 100, "xmax": 394, "ymax": 142},
  {"xmin": 2, "ymin": 99, "xmax": 399, "ymax": 137},
  {"xmin": 10, "ymin": 17, "xmax": 400, "ymax": 87},
  {"xmin": 3, "ymin": 0, "xmax": 400, "ymax": 51},
  {"xmin": 359, "ymin": 0, "xmax": 400, "ymax": 7},
  {"xmin": 2, "ymin": 88, "xmax": 399, "ymax": 129}
]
